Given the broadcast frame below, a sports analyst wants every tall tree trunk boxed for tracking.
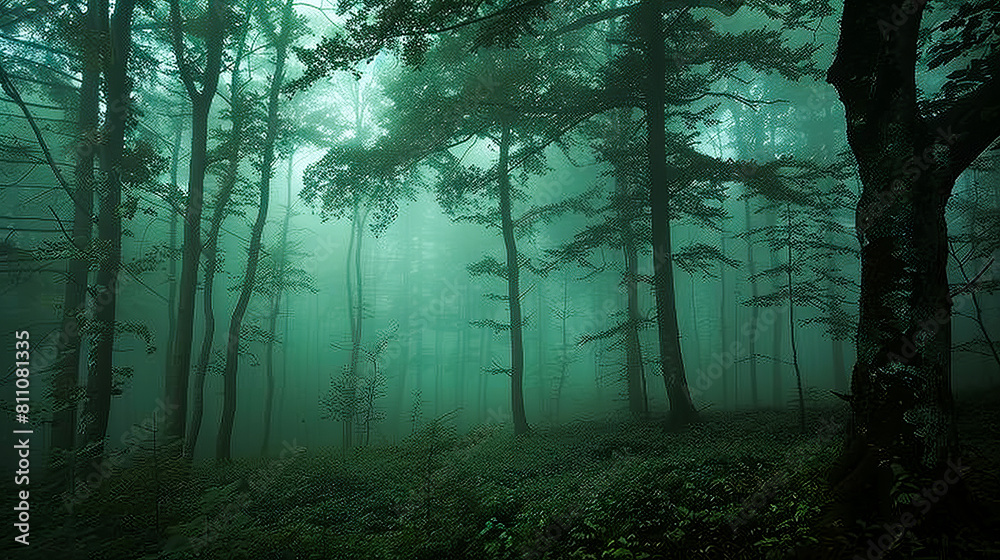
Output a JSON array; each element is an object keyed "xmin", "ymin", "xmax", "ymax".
[
  {"xmin": 184, "ymin": 28, "xmax": 248, "ymax": 458},
  {"xmin": 536, "ymin": 283, "xmax": 546, "ymax": 420},
  {"xmin": 276, "ymin": 155, "xmax": 295, "ymax": 424},
  {"xmin": 216, "ymin": 0, "xmax": 293, "ymax": 460},
  {"xmin": 555, "ymin": 279, "xmax": 570, "ymax": 422},
  {"xmin": 819, "ymin": 0, "xmax": 1000, "ymax": 549},
  {"xmin": 164, "ymin": 119, "xmax": 183, "ymax": 407},
  {"xmin": 49, "ymin": 0, "xmax": 102, "ymax": 474},
  {"xmin": 768, "ymin": 208, "xmax": 784, "ymax": 408},
  {"xmin": 83, "ymin": 0, "xmax": 135, "ymax": 459},
  {"xmin": 642, "ymin": 0, "xmax": 696, "ymax": 426},
  {"xmin": 497, "ymin": 117, "xmax": 529, "ymax": 436},
  {"xmin": 342, "ymin": 202, "xmax": 367, "ymax": 449},
  {"xmin": 720, "ymin": 231, "xmax": 729, "ymax": 409},
  {"xmin": 261, "ymin": 151, "xmax": 294, "ymax": 456},
  {"xmin": 743, "ymin": 197, "xmax": 759, "ymax": 407},
  {"xmin": 785, "ymin": 207, "xmax": 805, "ymax": 433},
  {"xmin": 620, "ymin": 175, "xmax": 647, "ymax": 417},
  {"xmin": 166, "ymin": 0, "xmax": 226, "ymax": 446},
  {"xmin": 434, "ymin": 328, "xmax": 443, "ymax": 416}
]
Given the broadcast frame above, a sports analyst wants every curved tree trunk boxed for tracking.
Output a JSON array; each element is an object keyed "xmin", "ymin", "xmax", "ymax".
[
  {"xmin": 819, "ymin": 0, "xmax": 1000, "ymax": 552},
  {"xmin": 497, "ymin": 117, "xmax": 529, "ymax": 436},
  {"xmin": 217, "ymin": 0, "xmax": 293, "ymax": 460},
  {"xmin": 184, "ymin": 22, "xmax": 248, "ymax": 459},
  {"xmin": 166, "ymin": 0, "xmax": 226, "ymax": 447}
]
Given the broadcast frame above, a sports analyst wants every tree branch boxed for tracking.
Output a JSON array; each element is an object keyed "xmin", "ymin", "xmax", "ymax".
[
  {"xmin": 927, "ymin": 74, "xmax": 1000, "ymax": 181},
  {"xmin": 545, "ymin": 0, "xmax": 742, "ymax": 39},
  {"xmin": 0, "ymin": 62, "xmax": 79, "ymax": 209},
  {"xmin": 168, "ymin": 0, "xmax": 199, "ymax": 100}
]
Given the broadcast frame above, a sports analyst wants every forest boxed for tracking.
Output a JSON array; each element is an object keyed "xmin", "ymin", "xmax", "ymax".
[{"xmin": 1, "ymin": 0, "xmax": 999, "ymax": 558}]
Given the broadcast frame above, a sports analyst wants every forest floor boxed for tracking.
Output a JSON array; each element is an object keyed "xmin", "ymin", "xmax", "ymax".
[{"xmin": 24, "ymin": 392, "xmax": 1000, "ymax": 560}]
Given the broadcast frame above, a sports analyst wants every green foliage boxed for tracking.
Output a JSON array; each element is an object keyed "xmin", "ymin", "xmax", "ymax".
[
  {"xmin": 28, "ymin": 401, "xmax": 1000, "ymax": 559},
  {"xmin": 672, "ymin": 242, "xmax": 740, "ymax": 277}
]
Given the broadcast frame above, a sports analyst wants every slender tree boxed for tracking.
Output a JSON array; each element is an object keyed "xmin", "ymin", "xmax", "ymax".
[
  {"xmin": 48, "ymin": 0, "xmax": 102, "ymax": 475},
  {"xmin": 82, "ymin": 0, "xmax": 136, "ymax": 459},
  {"xmin": 184, "ymin": 13, "xmax": 251, "ymax": 458},
  {"xmin": 216, "ymin": 0, "xmax": 296, "ymax": 461},
  {"xmin": 165, "ymin": 0, "xmax": 228, "ymax": 445}
]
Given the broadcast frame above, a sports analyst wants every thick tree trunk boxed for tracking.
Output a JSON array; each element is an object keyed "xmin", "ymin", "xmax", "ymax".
[
  {"xmin": 83, "ymin": 0, "xmax": 135, "ymax": 459},
  {"xmin": 497, "ymin": 117, "xmax": 529, "ymax": 436},
  {"xmin": 217, "ymin": 0, "xmax": 292, "ymax": 460},
  {"xmin": 641, "ymin": 0, "xmax": 696, "ymax": 426},
  {"xmin": 819, "ymin": 0, "xmax": 1000, "ymax": 551}
]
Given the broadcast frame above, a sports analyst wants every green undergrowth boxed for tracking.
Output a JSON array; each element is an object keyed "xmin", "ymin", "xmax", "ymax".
[{"xmin": 22, "ymin": 401, "xmax": 1000, "ymax": 560}]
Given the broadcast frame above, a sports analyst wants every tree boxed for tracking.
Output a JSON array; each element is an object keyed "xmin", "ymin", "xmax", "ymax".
[
  {"xmin": 216, "ymin": 0, "xmax": 298, "ymax": 461},
  {"xmin": 81, "ymin": 0, "xmax": 136, "ymax": 461},
  {"xmin": 48, "ymin": 0, "xmax": 102, "ymax": 476},
  {"xmin": 396, "ymin": 32, "xmax": 595, "ymax": 435},
  {"xmin": 300, "ymin": 65, "xmax": 403, "ymax": 449},
  {"xmin": 165, "ymin": 0, "xmax": 228, "ymax": 446},
  {"xmin": 739, "ymin": 158, "xmax": 856, "ymax": 432},
  {"xmin": 821, "ymin": 0, "xmax": 1000, "ymax": 548},
  {"xmin": 183, "ymin": 8, "xmax": 252, "ymax": 458},
  {"xmin": 596, "ymin": 1, "xmax": 821, "ymax": 424}
]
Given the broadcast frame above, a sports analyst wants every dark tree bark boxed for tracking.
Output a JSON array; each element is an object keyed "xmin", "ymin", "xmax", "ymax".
[
  {"xmin": 166, "ymin": 0, "xmax": 226, "ymax": 446},
  {"xmin": 217, "ymin": 0, "xmax": 294, "ymax": 460},
  {"xmin": 498, "ymin": 117, "xmax": 530, "ymax": 436},
  {"xmin": 820, "ymin": 0, "xmax": 1000, "ymax": 549},
  {"xmin": 49, "ymin": 0, "xmax": 102, "ymax": 473},
  {"xmin": 641, "ymin": 0, "xmax": 696, "ymax": 426},
  {"xmin": 184, "ymin": 21, "xmax": 249, "ymax": 459},
  {"xmin": 164, "ymin": 119, "xmax": 183, "ymax": 408},
  {"xmin": 83, "ymin": 0, "xmax": 135, "ymax": 459},
  {"xmin": 784, "ymin": 207, "xmax": 806, "ymax": 433}
]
